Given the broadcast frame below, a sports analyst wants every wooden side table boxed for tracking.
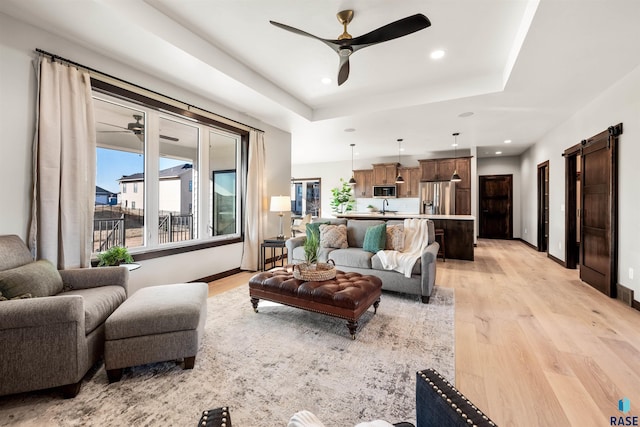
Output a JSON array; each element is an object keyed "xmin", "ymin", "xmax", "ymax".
[{"xmin": 260, "ymin": 237, "xmax": 288, "ymax": 271}]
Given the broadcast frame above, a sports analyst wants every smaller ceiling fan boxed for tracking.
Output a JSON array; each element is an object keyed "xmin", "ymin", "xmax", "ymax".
[
  {"xmin": 98, "ymin": 114, "xmax": 179, "ymax": 142},
  {"xmin": 270, "ymin": 10, "xmax": 431, "ymax": 85}
]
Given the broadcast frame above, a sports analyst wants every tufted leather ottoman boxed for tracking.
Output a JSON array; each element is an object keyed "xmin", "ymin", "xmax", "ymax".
[{"xmin": 249, "ymin": 266, "xmax": 382, "ymax": 339}]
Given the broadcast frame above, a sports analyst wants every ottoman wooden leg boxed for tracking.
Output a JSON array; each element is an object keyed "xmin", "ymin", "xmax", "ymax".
[
  {"xmin": 184, "ymin": 356, "xmax": 196, "ymax": 370},
  {"xmin": 251, "ymin": 297, "xmax": 260, "ymax": 313},
  {"xmin": 107, "ymin": 368, "xmax": 123, "ymax": 383},
  {"xmin": 373, "ymin": 299, "xmax": 380, "ymax": 314},
  {"xmin": 346, "ymin": 320, "xmax": 358, "ymax": 340}
]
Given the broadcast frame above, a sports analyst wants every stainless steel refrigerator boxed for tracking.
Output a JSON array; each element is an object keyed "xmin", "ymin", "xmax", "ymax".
[{"xmin": 419, "ymin": 181, "xmax": 456, "ymax": 215}]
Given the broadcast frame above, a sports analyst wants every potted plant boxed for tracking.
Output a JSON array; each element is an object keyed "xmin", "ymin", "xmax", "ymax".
[
  {"xmin": 366, "ymin": 204, "xmax": 378, "ymax": 212},
  {"xmin": 330, "ymin": 178, "xmax": 355, "ymax": 214},
  {"xmin": 96, "ymin": 246, "xmax": 134, "ymax": 267},
  {"xmin": 294, "ymin": 230, "xmax": 336, "ymax": 281},
  {"xmin": 303, "ymin": 229, "xmax": 319, "ymax": 266}
]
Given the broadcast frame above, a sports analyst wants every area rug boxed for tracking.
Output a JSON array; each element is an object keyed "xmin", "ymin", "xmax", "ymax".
[{"xmin": 0, "ymin": 285, "xmax": 454, "ymax": 427}]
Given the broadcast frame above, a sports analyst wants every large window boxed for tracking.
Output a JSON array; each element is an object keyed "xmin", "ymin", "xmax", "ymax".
[{"xmin": 93, "ymin": 93, "xmax": 242, "ymax": 254}]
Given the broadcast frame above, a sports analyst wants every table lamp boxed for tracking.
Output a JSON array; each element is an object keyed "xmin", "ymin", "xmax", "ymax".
[{"xmin": 270, "ymin": 195, "xmax": 290, "ymax": 239}]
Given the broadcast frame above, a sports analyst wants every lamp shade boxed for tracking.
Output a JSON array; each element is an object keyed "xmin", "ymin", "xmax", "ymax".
[{"xmin": 270, "ymin": 195, "xmax": 290, "ymax": 212}]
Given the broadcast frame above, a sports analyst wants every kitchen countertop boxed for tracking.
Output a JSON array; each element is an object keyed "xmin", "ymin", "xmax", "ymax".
[{"xmin": 336, "ymin": 213, "xmax": 475, "ymax": 221}]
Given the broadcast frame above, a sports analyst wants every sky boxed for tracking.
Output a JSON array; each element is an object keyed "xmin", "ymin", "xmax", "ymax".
[{"xmin": 96, "ymin": 147, "xmax": 184, "ymax": 193}]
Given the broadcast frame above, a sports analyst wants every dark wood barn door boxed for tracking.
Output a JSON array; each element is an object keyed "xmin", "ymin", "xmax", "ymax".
[
  {"xmin": 479, "ymin": 175, "xmax": 513, "ymax": 239},
  {"xmin": 579, "ymin": 126, "xmax": 620, "ymax": 297}
]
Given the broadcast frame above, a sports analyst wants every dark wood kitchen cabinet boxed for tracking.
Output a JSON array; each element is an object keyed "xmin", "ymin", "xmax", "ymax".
[
  {"xmin": 397, "ymin": 167, "xmax": 420, "ymax": 198},
  {"xmin": 372, "ymin": 163, "xmax": 399, "ymax": 185},
  {"xmin": 419, "ymin": 158, "xmax": 455, "ymax": 181},
  {"xmin": 352, "ymin": 169, "xmax": 373, "ymax": 198}
]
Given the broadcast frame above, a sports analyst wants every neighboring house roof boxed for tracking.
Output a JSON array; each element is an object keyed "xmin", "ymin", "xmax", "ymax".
[
  {"xmin": 96, "ymin": 185, "xmax": 116, "ymax": 196},
  {"xmin": 119, "ymin": 163, "xmax": 192, "ymax": 183}
]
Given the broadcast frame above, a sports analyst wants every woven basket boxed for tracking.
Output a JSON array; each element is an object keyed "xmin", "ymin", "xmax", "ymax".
[{"xmin": 293, "ymin": 260, "xmax": 336, "ymax": 281}]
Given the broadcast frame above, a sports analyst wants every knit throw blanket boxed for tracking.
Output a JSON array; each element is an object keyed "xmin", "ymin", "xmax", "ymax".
[{"xmin": 376, "ymin": 218, "xmax": 431, "ymax": 278}]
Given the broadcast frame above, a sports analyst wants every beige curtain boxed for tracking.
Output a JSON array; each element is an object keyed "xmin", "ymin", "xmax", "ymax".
[
  {"xmin": 28, "ymin": 57, "xmax": 96, "ymax": 269},
  {"xmin": 240, "ymin": 129, "xmax": 266, "ymax": 271}
]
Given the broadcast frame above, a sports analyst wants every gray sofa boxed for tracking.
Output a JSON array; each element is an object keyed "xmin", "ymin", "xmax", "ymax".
[
  {"xmin": 286, "ymin": 218, "xmax": 439, "ymax": 303},
  {"xmin": 0, "ymin": 235, "xmax": 129, "ymax": 397}
]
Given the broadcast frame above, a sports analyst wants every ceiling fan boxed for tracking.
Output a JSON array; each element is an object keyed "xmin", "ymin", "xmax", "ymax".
[
  {"xmin": 98, "ymin": 114, "xmax": 179, "ymax": 142},
  {"xmin": 270, "ymin": 10, "xmax": 431, "ymax": 86}
]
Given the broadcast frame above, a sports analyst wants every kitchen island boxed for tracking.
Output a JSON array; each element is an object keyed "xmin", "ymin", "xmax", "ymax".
[{"xmin": 337, "ymin": 212, "xmax": 475, "ymax": 261}]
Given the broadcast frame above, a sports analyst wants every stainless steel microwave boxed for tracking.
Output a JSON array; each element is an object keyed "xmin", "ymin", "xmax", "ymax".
[{"xmin": 372, "ymin": 185, "xmax": 397, "ymax": 198}]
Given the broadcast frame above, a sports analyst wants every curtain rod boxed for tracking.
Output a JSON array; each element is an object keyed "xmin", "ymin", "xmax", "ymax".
[{"xmin": 35, "ymin": 48, "xmax": 264, "ymax": 133}]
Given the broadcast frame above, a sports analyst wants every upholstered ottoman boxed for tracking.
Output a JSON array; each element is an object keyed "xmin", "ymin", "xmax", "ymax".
[
  {"xmin": 249, "ymin": 266, "xmax": 382, "ymax": 339},
  {"xmin": 104, "ymin": 282, "xmax": 208, "ymax": 382}
]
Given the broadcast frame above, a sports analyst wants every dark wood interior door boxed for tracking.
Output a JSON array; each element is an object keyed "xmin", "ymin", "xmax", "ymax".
[
  {"xmin": 537, "ymin": 161, "xmax": 549, "ymax": 252},
  {"xmin": 580, "ymin": 126, "xmax": 619, "ymax": 297},
  {"xmin": 479, "ymin": 175, "xmax": 513, "ymax": 239}
]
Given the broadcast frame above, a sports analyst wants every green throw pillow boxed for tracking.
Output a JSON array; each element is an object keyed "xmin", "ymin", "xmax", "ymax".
[
  {"xmin": 0, "ymin": 259, "xmax": 63, "ymax": 299},
  {"xmin": 306, "ymin": 221, "xmax": 330, "ymax": 241},
  {"xmin": 363, "ymin": 223, "xmax": 387, "ymax": 253}
]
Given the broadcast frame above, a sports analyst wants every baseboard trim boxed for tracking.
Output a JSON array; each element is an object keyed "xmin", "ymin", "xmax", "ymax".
[
  {"xmin": 517, "ymin": 238, "xmax": 538, "ymax": 251},
  {"xmin": 632, "ymin": 299, "xmax": 640, "ymax": 312},
  {"xmin": 547, "ymin": 253, "xmax": 567, "ymax": 268},
  {"xmin": 195, "ymin": 268, "xmax": 242, "ymax": 284}
]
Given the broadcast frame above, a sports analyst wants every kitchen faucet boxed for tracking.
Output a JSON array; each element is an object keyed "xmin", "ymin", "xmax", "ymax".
[{"xmin": 382, "ymin": 198, "xmax": 389, "ymax": 214}]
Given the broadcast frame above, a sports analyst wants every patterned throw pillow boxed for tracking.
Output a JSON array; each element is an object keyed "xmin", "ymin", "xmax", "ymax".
[
  {"xmin": 385, "ymin": 224, "xmax": 405, "ymax": 251},
  {"xmin": 363, "ymin": 223, "xmax": 387, "ymax": 253},
  {"xmin": 319, "ymin": 224, "xmax": 348, "ymax": 249}
]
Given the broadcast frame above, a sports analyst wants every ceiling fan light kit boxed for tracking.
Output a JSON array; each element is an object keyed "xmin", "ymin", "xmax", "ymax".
[{"xmin": 270, "ymin": 9, "xmax": 431, "ymax": 86}]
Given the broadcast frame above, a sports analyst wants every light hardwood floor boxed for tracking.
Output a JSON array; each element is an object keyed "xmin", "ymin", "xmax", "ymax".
[{"xmin": 208, "ymin": 239, "xmax": 640, "ymax": 427}]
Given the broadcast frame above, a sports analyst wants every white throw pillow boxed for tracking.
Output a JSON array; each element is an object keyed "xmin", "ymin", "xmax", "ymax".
[{"xmin": 288, "ymin": 410, "xmax": 326, "ymax": 427}]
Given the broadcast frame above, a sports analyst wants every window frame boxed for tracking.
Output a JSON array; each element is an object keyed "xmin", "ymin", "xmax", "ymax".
[{"xmin": 91, "ymin": 80, "xmax": 248, "ymax": 261}]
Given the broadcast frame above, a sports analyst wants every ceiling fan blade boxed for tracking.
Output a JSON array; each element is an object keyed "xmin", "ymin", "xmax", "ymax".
[
  {"xmin": 337, "ymin": 56, "xmax": 350, "ymax": 86},
  {"xmin": 348, "ymin": 14, "xmax": 431, "ymax": 50},
  {"xmin": 270, "ymin": 20, "xmax": 339, "ymax": 52}
]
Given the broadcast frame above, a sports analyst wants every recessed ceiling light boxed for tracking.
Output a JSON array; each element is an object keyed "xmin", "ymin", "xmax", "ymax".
[
  {"xmin": 344, "ymin": 128, "xmax": 356, "ymax": 133},
  {"xmin": 321, "ymin": 77, "xmax": 332, "ymax": 85},
  {"xmin": 504, "ymin": 139, "xmax": 512, "ymax": 144},
  {"xmin": 458, "ymin": 111, "xmax": 474, "ymax": 118},
  {"xmin": 430, "ymin": 50, "xmax": 445, "ymax": 60},
  {"xmin": 451, "ymin": 143, "xmax": 458, "ymax": 147},
  {"xmin": 496, "ymin": 151, "xmax": 502, "ymax": 155}
]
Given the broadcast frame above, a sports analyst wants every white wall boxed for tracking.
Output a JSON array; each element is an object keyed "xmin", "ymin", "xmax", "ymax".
[
  {"xmin": 0, "ymin": 13, "xmax": 291, "ymax": 291},
  {"xmin": 520, "ymin": 63, "xmax": 640, "ymax": 301},
  {"xmin": 477, "ymin": 156, "xmax": 522, "ymax": 239}
]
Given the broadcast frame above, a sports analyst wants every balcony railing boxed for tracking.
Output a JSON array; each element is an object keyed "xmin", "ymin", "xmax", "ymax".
[
  {"xmin": 93, "ymin": 214, "xmax": 125, "ymax": 252},
  {"xmin": 93, "ymin": 208, "xmax": 194, "ymax": 252}
]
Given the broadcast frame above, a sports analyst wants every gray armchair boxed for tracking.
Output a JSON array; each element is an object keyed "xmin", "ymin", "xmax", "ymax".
[{"xmin": 0, "ymin": 235, "xmax": 128, "ymax": 397}]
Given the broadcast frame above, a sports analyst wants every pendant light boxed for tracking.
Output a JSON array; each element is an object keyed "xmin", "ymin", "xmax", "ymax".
[
  {"xmin": 395, "ymin": 138, "xmax": 405, "ymax": 183},
  {"xmin": 348, "ymin": 143, "xmax": 357, "ymax": 185},
  {"xmin": 451, "ymin": 132, "xmax": 462, "ymax": 182}
]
